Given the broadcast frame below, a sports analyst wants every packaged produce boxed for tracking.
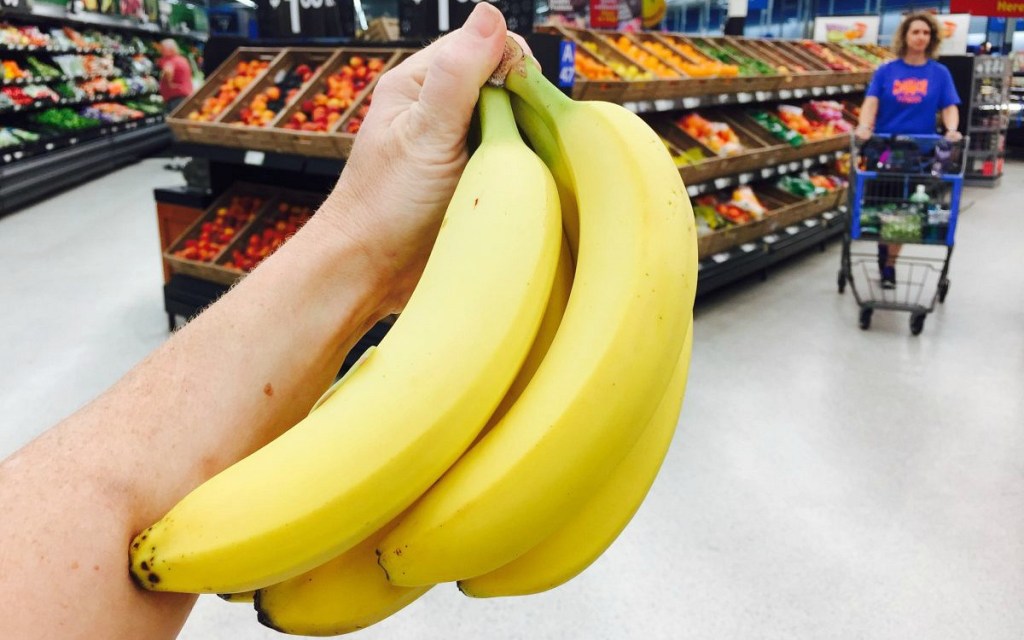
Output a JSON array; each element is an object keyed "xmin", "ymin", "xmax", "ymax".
[
  {"xmin": 880, "ymin": 211, "xmax": 922, "ymax": 242},
  {"xmin": 0, "ymin": 126, "xmax": 40, "ymax": 148},
  {"xmin": 678, "ymin": 112, "xmax": 744, "ymax": 156},
  {"xmin": 2, "ymin": 60, "xmax": 30, "ymax": 82},
  {"xmin": 30, "ymin": 107, "xmax": 100, "ymax": 131},
  {"xmin": 25, "ymin": 57, "xmax": 61, "ymax": 80},
  {"xmin": 81, "ymin": 102, "xmax": 145, "ymax": 123},
  {"xmin": 750, "ymin": 109, "xmax": 804, "ymax": 146}
]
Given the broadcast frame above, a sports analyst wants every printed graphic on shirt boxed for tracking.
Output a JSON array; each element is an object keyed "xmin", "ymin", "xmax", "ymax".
[{"xmin": 893, "ymin": 78, "xmax": 928, "ymax": 105}]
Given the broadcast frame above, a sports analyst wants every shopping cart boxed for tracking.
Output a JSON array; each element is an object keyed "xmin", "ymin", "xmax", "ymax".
[{"xmin": 837, "ymin": 133, "xmax": 967, "ymax": 335}]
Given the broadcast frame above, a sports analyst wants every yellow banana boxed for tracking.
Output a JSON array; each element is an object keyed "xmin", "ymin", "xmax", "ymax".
[
  {"xmin": 510, "ymin": 96, "xmax": 580, "ymax": 262},
  {"xmin": 377, "ymin": 48, "xmax": 697, "ymax": 587},
  {"xmin": 251, "ymin": 237, "xmax": 575, "ymax": 636},
  {"xmin": 485, "ymin": 232, "xmax": 574, "ymax": 433},
  {"xmin": 254, "ymin": 516, "xmax": 430, "ymax": 636},
  {"xmin": 128, "ymin": 85, "xmax": 562, "ymax": 594},
  {"xmin": 459, "ymin": 318, "xmax": 694, "ymax": 597},
  {"xmin": 217, "ymin": 591, "xmax": 255, "ymax": 604}
]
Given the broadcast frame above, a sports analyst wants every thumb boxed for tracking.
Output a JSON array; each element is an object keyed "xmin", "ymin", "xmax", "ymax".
[{"xmin": 413, "ymin": 3, "xmax": 508, "ymax": 142}]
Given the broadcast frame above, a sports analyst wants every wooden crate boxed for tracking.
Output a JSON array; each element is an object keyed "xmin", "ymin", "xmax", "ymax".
[
  {"xmin": 272, "ymin": 48, "xmax": 402, "ymax": 158},
  {"xmin": 561, "ymin": 27, "xmax": 659, "ymax": 102},
  {"xmin": 216, "ymin": 48, "xmax": 342, "ymax": 151},
  {"xmin": 163, "ymin": 182, "xmax": 280, "ymax": 286},
  {"xmin": 166, "ymin": 48, "xmax": 284, "ymax": 146},
  {"xmin": 697, "ymin": 186, "xmax": 847, "ymax": 257},
  {"xmin": 215, "ymin": 187, "xmax": 324, "ymax": 277},
  {"xmin": 328, "ymin": 49, "xmax": 416, "ymax": 156},
  {"xmin": 595, "ymin": 30, "xmax": 688, "ymax": 100}
]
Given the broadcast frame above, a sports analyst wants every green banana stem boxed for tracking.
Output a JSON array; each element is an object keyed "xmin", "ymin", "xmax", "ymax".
[
  {"xmin": 509, "ymin": 95, "xmax": 580, "ymax": 261},
  {"xmin": 476, "ymin": 85, "xmax": 520, "ymax": 145},
  {"xmin": 495, "ymin": 37, "xmax": 573, "ymax": 128}
]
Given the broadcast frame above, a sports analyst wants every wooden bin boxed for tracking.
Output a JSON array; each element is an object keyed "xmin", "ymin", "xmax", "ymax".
[
  {"xmin": 329, "ymin": 49, "xmax": 416, "ymax": 156},
  {"xmin": 215, "ymin": 187, "xmax": 324, "ymax": 278},
  {"xmin": 696, "ymin": 185, "xmax": 839, "ymax": 258},
  {"xmin": 533, "ymin": 25, "xmax": 628, "ymax": 101},
  {"xmin": 163, "ymin": 182, "xmax": 280, "ymax": 286},
  {"xmin": 674, "ymin": 35, "xmax": 779, "ymax": 93},
  {"xmin": 166, "ymin": 48, "xmax": 284, "ymax": 147},
  {"xmin": 272, "ymin": 48, "xmax": 403, "ymax": 159},
  {"xmin": 560, "ymin": 27, "xmax": 659, "ymax": 102},
  {"xmin": 215, "ymin": 48, "xmax": 342, "ymax": 152}
]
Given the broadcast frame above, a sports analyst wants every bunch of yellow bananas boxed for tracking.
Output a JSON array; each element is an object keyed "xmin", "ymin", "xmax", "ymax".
[{"xmin": 129, "ymin": 37, "xmax": 698, "ymax": 637}]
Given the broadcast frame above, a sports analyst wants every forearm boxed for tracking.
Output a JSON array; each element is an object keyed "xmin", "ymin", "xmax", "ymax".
[
  {"xmin": 0, "ymin": 200, "xmax": 388, "ymax": 638},
  {"xmin": 857, "ymin": 96, "xmax": 879, "ymax": 133},
  {"xmin": 942, "ymin": 104, "xmax": 959, "ymax": 133}
]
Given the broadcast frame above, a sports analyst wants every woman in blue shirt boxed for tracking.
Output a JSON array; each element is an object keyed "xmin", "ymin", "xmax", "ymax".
[{"xmin": 855, "ymin": 12, "xmax": 962, "ymax": 288}]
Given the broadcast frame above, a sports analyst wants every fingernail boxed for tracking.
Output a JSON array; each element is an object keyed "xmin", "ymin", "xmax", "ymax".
[{"xmin": 465, "ymin": 3, "xmax": 499, "ymax": 39}]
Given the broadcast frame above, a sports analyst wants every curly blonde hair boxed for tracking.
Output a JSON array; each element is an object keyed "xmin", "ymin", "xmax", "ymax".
[{"xmin": 892, "ymin": 12, "xmax": 942, "ymax": 59}]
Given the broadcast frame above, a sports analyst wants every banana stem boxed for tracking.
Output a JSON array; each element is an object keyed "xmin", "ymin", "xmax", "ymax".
[
  {"xmin": 477, "ymin": 85, "xmax": 520, "ymax": 145},
  {"xmin": 492, "ymin": 35, "xmax": 572, "ymax": 129}
]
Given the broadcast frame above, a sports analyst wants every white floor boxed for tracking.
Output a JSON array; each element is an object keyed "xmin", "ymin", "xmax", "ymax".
[{"xmin": 2, "ymin": 158, "xmax": 1023, "ymax": 639}]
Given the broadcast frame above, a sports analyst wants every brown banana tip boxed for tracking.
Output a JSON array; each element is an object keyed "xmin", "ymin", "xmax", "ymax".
[{"xmin": 488, "ymin": 35, "xmax": 527, "ymax": 87}]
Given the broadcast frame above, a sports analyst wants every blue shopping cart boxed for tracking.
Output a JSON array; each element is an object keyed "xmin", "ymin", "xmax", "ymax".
[{"xmin": 838, "ymin": 133, "xmax": 967, "ymax": 335}]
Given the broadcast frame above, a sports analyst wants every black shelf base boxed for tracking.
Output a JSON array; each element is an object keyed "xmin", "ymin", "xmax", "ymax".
[
  {"xmin": 164, "ymin": 274, "xmax": 392, "ymax": 377},
  {"xmin": 0, "ymin": 122, "xmax": 171, "ymax": 215}
]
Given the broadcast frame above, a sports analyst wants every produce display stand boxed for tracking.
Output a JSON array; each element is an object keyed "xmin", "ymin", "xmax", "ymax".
[
  {"xmin": 155, "ymin": 29, "xmax": 891, "ymax": 320},
  {"xmin": 0, "ymin": 5, "xmax": 205, "ymax": 215}
]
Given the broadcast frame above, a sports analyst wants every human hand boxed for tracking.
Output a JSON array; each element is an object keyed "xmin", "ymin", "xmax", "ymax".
[
  {"xmin": 944, "ymin": 129, "xmax": 963, "ymax": 142},
  {"xmin": 854, "ymin": 125, "xmax": 873, "ymax": 142},
  {"xmin": 318, "ymin": 4, "xmax": 520, "ymax": 315}
]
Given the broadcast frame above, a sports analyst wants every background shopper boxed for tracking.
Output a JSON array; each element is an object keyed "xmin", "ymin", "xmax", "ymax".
[
  {"xmin": 855, "ymin": 12, "xmax": 961, "ymax": 288},
  {"xmin": 158, "ymin": 38, "xmax": 195, "ymax": 113}
]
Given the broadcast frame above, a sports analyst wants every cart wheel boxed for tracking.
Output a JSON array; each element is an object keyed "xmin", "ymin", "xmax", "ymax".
[
  {"xmin": 938, "ymin": 279, "xmax": 950, "ymax": 303},
  {"xmin": 837, "ymin": 270, "xmax": 846, "ymax": 294},
  {"xmin": 910, "ymin": 313, "xmax": 926, "ymax": 336},
  {"xmin": 859, "ymin": 308, "xmax": 872, "ymax": 330}
]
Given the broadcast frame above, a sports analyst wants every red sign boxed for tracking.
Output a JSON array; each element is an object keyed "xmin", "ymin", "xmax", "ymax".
[
  {"xmin": 590, "ymin": 0, "xmax": 619, "ymax": 28},
  {"xmin": 950, "ymin": 0, "xmax": 1024, "ymax": 17}
]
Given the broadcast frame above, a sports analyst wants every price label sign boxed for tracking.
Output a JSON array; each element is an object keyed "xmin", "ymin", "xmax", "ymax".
[
  {"xmin": 711, "ymin": 252, "xmax": 730, "ymax": 264},
  {"xmin": 785, "ymin": 225, "xmax": 799, "ymax": 235},
  {"xmin": 244, "ymin": 150, "xmax": 266, "ymax": 166},
  {"xmin": 714, "ymin": 177, "xmax": 730, "ymax": 190},
  {"xmin": 682, "ymin": 97, "xmax": 700, "ymax": 109},
  {"xmin": 737, "ymin": 92, "xmax": 752, "ymax": 103},
  {"xmin": 557, "ymin": 40, "xmax": 575, "ymax": 89},
  {"xmin": 740, "ymin": 243, "xmax": 757, "ymax": 253},
  {"xmin": 686, "ymin": 185, "xmax": 700, "ymax": 198},
  {"xmin": 654, "ymin": 99, "xmax": 675, "ymax": 111},
  {"xmin": 738, "ymin": 172, "xmax": 754, "ymax": 184}
]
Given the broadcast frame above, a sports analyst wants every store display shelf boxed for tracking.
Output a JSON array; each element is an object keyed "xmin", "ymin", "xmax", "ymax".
[
  {"xmin": 0, "ymin": 89, "xmax": 156, "ymax": 115},
  {"xmin": 1, "ymin": 72, "xmax": 130, "ymax": 87},
  {"xmin": 2, "ymin": 4, "xmax": 207, "ymax": 42},
  {"xmin": 623, "ymin": 82, "xmax": 866, "ymax": 114},
  {"xmin": 697, "ymin": 186, "xmax": 846, "ymax": 258},
  {"xmin": 0, "ymin": 113, "xmax": 164, "ymax": 165},
  {"xmin": 0, "ymin": 44, "xmax": 147, "ymax": 56},
  {"xmin": 681, "ymin": 139, "xmax": 847, "ymax": 191},
  {"xmin": 0, "ymin": 119, "xmax": 169, "ymax": 214},
  {"xmin": 697, "ymin": 206, "xmax": 845, "ymax": 296},
  {"xmin": 170, "ymin": 140, "xmax": 346, "ymax": 177}
]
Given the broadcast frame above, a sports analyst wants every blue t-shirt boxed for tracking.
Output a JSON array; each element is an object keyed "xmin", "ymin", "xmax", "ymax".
[{"xmin": 866, "ymin": 59, "xmax": 960, "ymax": 135}]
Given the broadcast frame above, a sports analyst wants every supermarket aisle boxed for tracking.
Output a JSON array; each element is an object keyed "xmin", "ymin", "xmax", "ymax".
[{"xmin": 1, "ymin": 159, "xmax": 1023, "ymax": 640}]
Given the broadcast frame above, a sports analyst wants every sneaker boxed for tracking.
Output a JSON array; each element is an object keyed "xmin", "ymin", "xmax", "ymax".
[{"xmin": 881, "ymin": 266, "xmax": 896, "ymax": 290}]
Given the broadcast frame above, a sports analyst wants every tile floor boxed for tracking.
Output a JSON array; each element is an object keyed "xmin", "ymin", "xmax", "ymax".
[{"xmin": 1, "ymin": 158, "xmax": 1022, "ymax": 639}]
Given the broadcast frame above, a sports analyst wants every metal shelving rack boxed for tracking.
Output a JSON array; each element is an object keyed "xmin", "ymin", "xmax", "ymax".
[{"xmin": 965, "ymin": 55, "xmax": 1011, "ymax": 187}]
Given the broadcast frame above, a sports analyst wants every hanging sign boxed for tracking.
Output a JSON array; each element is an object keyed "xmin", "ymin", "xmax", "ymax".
[
  {"xmin": 951, "ymin": 0, "xmax": 1024, "ymax": 17},
  {"xmin": 0, "ymin": 0, "xmax": 33, "ymax": 15},
  {"xmin": 589, "ymin": 0, "xmax": 618, "ymax": 29},
  {"xmin": 812, "ymin": 16, "xmax": 880, "ymax": 44},
  {"xmin": 938, "ymin": 14, "xmax": 971, "ymax": 53},
  {"xmin": 257, "ymin": 0, "xmax": 354, "ymax": 38}
]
